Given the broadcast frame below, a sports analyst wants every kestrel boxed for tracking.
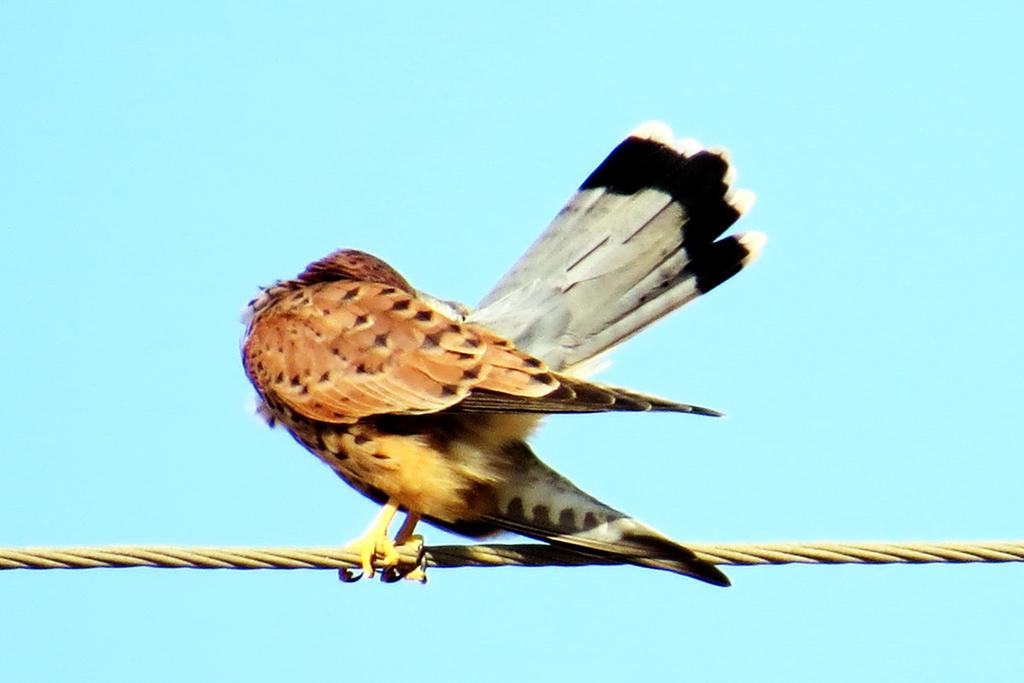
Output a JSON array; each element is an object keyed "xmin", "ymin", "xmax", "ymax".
[{"xmin": 242, "ymin": 122, "xmax": 764, "ymax": 586}]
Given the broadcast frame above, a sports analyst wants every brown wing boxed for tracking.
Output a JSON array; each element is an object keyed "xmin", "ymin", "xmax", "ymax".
[
  {"xmin": 451, "ymin": 377, "xmax": 722, "ymax": 416},
  {"xmin": 243, "ymin": 280, "xmax": 560, "ymax": 423}
]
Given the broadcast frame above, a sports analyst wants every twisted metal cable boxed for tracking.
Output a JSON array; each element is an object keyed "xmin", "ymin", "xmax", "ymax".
[{"xmin": 2, "ymin": 541, "xmax": 1022, "ymax": 574}]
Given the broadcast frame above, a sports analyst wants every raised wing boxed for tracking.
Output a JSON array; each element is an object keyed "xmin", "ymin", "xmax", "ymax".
[{"xmin": 471, "ymin": 121, "xmax": 765, "ymax": 373}]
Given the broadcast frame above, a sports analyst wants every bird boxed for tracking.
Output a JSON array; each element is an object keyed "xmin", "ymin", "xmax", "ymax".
[{"xmin": 241, "ymin": 121, "xmax": 765, "ymax": 586}]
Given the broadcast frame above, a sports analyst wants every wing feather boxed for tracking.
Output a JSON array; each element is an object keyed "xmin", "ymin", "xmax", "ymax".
[
  {"xmin": 451, "ymin": 377, "xmax": 721, "ymax": 416},
  {"xmin": 243, "ymin": 281, "xmax": 562, "ymax": 423},
  {"xmin": 243, "ymin": 277, "xmax": 720, "ymax": 423}
]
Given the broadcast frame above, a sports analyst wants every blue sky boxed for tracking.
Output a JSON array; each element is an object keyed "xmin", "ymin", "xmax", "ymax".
[{"xmin": 2, "ymin": 2, "xmax": 1022, "ymax": 681}]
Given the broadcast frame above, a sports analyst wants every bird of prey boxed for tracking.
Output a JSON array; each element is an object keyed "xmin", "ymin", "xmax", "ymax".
[{"xmin": 242, "ymin": 122, "xmax": 764, "ymax": 586}]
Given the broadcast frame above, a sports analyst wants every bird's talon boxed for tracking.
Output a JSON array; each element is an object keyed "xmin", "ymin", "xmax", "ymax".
[
  {"xmin": 338, "ymin": 567, "xmax": 362, "ymax": 583},
  {"xmin": 377, "ymin": 561, "xmax": 427, "ymax": 584},
  {"xmin": 379, "ymin": 567, "xmax": 402, "ymax": 583},
  {"xmin": 340, "ymin": 502, "xmax": 425, "ymax": 585}
]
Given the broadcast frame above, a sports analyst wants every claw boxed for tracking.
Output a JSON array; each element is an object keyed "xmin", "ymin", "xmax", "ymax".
[
  {"xmin": 339, "ymin": 502, "xmax": 428, "ymax": 583},
  {"xmin": 379, "ymin": 535, "xmax": 428, "ymax": 583},
  {"xmin": 342, "ymin": 499, "xmax": 400, "ymax": 580},
  {"xmin": 338, "ymin": 566, "xmax": 362, "ymax": 583},
  {"xmin": 379, "ymin": 567, "xmax": 403, "ymax": 583}
]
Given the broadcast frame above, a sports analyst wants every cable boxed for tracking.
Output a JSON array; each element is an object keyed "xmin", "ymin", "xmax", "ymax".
[{"xmin": 2, "ymin": 541, "xmax": 1021, "ymax": 577}]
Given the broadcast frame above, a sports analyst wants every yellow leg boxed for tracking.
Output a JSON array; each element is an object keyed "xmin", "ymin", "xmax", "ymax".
[
  {"xmin": 346, "ymin": 498, "xmax": 401, "ymax": 579},
  {"xmin": 394, "ymin": 512, "xmax": 421, "ymax": 544},
  {"xmin": 393, "ymin": 511, "xmax": 427, "ymax": 582}
]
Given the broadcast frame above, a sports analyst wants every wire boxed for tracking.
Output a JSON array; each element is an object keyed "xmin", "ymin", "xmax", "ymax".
[{"xmin": 2, "ymin": 541, "xmax": 1021, "ymax": 577}]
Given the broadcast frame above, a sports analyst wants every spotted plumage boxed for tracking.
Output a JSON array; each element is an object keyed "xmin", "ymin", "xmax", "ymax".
[{"xmin": 242, "ymin": 122, "xmax": 765, "ymax": 585}]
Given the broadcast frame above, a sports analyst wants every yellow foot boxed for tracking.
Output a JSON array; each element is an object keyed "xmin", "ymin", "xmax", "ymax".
[
  {"xmin": 340, "ymin": 499, "xmax": 402, "ymax": 581},
  {"xmin": 342, "ymin": 534, "xmax": 402, "ymax": 578},
  {"xmin": 338, "ymin": 501, "xmax": 429, "ymax": 583},
  {"xmin": 380, "ymin": 534, "xmax": 427, "ymax": 583}
]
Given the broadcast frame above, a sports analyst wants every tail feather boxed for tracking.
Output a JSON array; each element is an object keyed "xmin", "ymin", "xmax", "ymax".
[
  {"xmin": 484, "ymin": 440, "xmax": 730, "ymax": 586},
  {"xmin": 471, "ymin": 121, "xmax": 764, "ymax": 374},
  {"xmin": 488, "ymin": 513, "xmax": 730, "ymax": 586}
]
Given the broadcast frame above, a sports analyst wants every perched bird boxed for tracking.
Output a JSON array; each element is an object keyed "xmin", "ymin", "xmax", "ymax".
[{"xmin": 242, "ymin": 122, "xmax": 764, "ymax": 586}]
